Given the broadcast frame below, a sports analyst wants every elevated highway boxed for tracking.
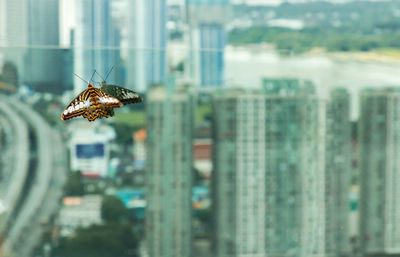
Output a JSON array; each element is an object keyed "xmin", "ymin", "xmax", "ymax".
[
  {"xmin": 0, "ymin": 97, "xmax": 30, "ymax": 236},
  {"xmin": 0, "ymin": 95, "xmax": 68, "ymax": 257}
]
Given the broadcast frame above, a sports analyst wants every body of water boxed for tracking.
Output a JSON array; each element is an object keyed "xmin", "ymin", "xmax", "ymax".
[{"xmin": 225, "ymin": 46, "xmax": 400, "ymax": 119}]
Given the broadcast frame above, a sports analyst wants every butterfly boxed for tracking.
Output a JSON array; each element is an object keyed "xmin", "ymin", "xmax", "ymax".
[
  {"xmin": 94, "ymin": 69, "xmax": 143, "ymax": 117},
  {"xmin": 61, "ymin": 73, "xmax": 122, "ymax": 122}
]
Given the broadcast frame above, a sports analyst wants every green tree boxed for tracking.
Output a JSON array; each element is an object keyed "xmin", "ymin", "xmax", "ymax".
[
  {"xmin": 2, "ymin": 61, "xmax": 18, "ymax": 87},
  {"xmin": 114, "ymin": 123, "xmax": 135, "ymax": 144},
  {"xmin": 101, "ymin": 195, "xmax": 128, "ymax": 223},
  {"xmin": 196, "ymin": 208, "xmax": 211, "ymax": 224},
  {"xmin": 56, "ymin": 223, "xmax": 138, "ymax": 257},
  {"xmin": 64, "ymin": 171, "xmax": 84, "ymax": 196},
  {"xmin": 193, "ymin": 167, "xmax": 203, "ymax": 186}
]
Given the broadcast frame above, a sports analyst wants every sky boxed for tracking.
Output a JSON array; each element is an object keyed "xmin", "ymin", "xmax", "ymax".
[
  {"xmin": 168, "ymin": 0, "xmax": 363, "ymax": 5},
  {"xmin": 59, "ymin": 0, "xmax": 76, "ymax": 46},
  {"xmin": 58, "ymin": 0, "xmax": 372, "ymax": 46}
]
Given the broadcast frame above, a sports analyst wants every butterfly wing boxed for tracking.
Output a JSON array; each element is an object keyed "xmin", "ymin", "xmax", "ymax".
[
  {"xmin": 61, "ymin": 89, "xmax": 91, "ymax": 121},
  {"xmin": 81, "ymin": 88, "xmax": 122, "ymax": 121},
  {"xmin": 100, "ymin": 83, "xmax": 143, "ymax": 105},
  {"xmin": 92, "ymin": 87, "xmax": 123, "ymax": 108},
  {"xmin": 61, "ymin": 86, "xmax": 122, "ymax": 121},
  {"xmin": 105, "ymin": 108, "xmax": 115, "ymax": 117}
]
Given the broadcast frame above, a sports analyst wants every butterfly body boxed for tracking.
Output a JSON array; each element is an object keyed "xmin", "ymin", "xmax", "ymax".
[{"xmin": 61, "ymin": 84, "xmax": 122, "ymax": 122}]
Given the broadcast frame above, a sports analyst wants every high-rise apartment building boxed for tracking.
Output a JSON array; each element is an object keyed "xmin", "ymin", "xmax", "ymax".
[
  {"xmin": 127, "ymin": 0, "xmax": 167, "ymax": 92},
  {"xmin": 359, "ymin": 88, "xmax": 400, "ymax": 256},
  {"xmin": 1, "ymin": 0, "xmax": 28, "ymax": 47},
  {"xmin": 25, "ymin": 0, "xmax": 61, "ymax": 92},
  {"xmin": 187, "ymin": 0, "xmax": 229, "ymax": 88},
  {"xmin": 0, "ymin": 0, "xmax": 5, "ymax": 46},
  {"xmin": 74, "ymin": 0, "xmax": 117, "ymax": 93},
  {"xmin": 0, "ymin": 0, "xmax": 62, "ymax": 91},
  {"xmin": 212, "ymin": 79, "xmax": 326, "ymax": 257},
  {"xmin": 325, "ymin": 88, "xmax": 351, "ymax": 257},
  {"xmin": 1, "ymin": 0, "xmax": 61, "ymax": 91},
  {"xmin": 146, "ymin": 84, "xmax": 193, "ymax": 257}
]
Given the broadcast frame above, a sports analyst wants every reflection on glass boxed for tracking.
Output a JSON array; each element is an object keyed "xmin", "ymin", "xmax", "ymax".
[{"xmin": 1, "ymin": 1, "xmax": 400, "ymax": 257}]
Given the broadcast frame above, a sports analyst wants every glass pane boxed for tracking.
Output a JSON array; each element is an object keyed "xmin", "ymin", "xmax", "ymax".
[{"xmin": 1, "ymin": 1, "xmax": 400, "ymax": 257}]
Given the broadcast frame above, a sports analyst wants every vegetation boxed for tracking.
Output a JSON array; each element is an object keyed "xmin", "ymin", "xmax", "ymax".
[
  {"xmin": 64, "ymin": 171, "xmax": 85, "ymax": 196},
  {"xmin": 54, "ymin": 186, "xmax": 137, "ymax": 257},
  {"xmin": 1, "ymin": 62, "xmax": 19, "ymax": 87},
  {"xmin": 55, "ymin": 223, "xmax": 138, "ymax": 257},
  {"xmin": 229, "ymin": 27, "xmax": 400, "ymax": 54},
  {"xmin": 113, "ymin": 111, "xmax": 145, "ymax": 144},
  {"xmin": 101, "ymin": 195, "xmax": 129, "ymax": 223},
  {"xmin": 196, "ymin": 102, "xmax": 212, "ymax": 124},
  {"xmin": 114, "ymin": 111, "xmax": 145, "ymax": 127},
  {"xmin": 229, "ymin": 1, "xmax": 400, "ymax": 54}
]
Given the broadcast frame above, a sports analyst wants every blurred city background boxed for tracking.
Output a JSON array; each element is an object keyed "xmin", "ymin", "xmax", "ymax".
[{"xmin": 0, "ymin": 0, "xmax": 400, "ymax": 257}]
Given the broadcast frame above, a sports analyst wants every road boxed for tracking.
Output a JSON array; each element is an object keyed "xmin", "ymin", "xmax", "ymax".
[
  {"xmin": 0, "ymin": 95, "xmax": 67, "ymax": 257},
  {"xmin": 0, "ymin": 97, "xmax": 30, "ymax": 236}
]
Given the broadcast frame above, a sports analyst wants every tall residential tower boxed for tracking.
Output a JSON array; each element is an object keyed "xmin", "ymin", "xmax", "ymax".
[
  {"xmin": 359, "ymin": 88, "xmax": 400, "ymax": 256},
  {"xmin": 187, "ymin": 0, "xmax": 229, "ymax": 88},
  {"xmin": 146, "ymin": 84, "xmax": 193, "ymax": 257},
  {"xmin": 212, "ymin": 79, "xmax": 326, "ymax": 257},
  {"xmin": 325, "ymin": 88, "xmax": 351, "ymax": 257}
]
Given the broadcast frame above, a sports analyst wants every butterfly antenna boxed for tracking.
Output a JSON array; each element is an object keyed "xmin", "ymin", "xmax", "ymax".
[
  {"xmin": 74, "ymin": 73, "xmax": 89, "ymax": 84},
  {"xmin": 94, "ymin": 69, "xmax": 106, "ymax": 82},
  {"xmin": 104, "ymin": 66, "xmax": 114, "ymax": 81},
  {"xmin": 89, "ymin": 70, "xmax": 96, "ymax": 84}
]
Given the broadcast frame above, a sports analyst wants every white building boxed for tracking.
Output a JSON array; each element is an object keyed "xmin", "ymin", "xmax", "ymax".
[
  {"xmin": 68, "ymin": 121, "xmax": 115, "ymax": 177},
  {"xmin": 133, "ymin": 129, "xmax": 146, "ymax": 168},
  {"xmin": 58, "ymin": 195, "xmax": 102, "ymax": 237}
]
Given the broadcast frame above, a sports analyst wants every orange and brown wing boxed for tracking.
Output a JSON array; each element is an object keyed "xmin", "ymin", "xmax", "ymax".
[
  {"xmin": 61, "ymin": 87, "xmax": 122, "ymax": 121},
  {"xmin": 61, "ymin": 88, "xmax": 91, "ymax": 121}
]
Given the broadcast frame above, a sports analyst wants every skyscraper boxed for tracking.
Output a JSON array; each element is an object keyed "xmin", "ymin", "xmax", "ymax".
[
  {"xmin": 25, "ymin": 0, "xmax": 61, "ymax": 92},
  {"xmin": 1, "ymin": 0, "xmax": 28, "ymax": 47},
  {"xmin": 127, "ymin": 0, "xmax": 167, "ymax": 92},
  {"xmin": 0, "ymin": 0, "xmax": 7, "ymax": 47},
  {"xmin": 359, "ymin": 88, "xmax": 400, "ymax": 256},
  {"xmin": 1, "ymin": 0, "xmax": 28, "ymax": 87},
  {"xmin": 187, "ymin": 0, "xmax": 229, "ymax": 88},
  {"xmin": 212, "ymin": 79, "xmax": 326, "ymax": 257},
  {"xmin": 74, "ymin": 0, "xmax": 117, "ymax": 93},
  {"xmin": 146, "ymin": 84, "xmax": 193, "ymax": 257},
  {"xmin": 1, "ymin": 0, "xmax": 62, "ymax": 92},
  {"xmin": 325, "ymin": 88, "xmax": 351, "ymax": 257}
]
